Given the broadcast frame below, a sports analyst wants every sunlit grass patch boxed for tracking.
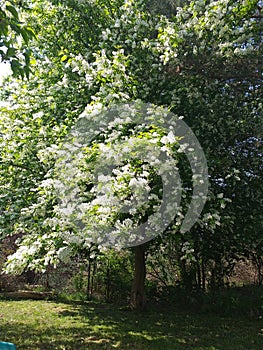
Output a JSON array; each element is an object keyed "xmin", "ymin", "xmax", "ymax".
[{"xmin": 0, "ymin": 300, "xmax": 262, "ymax": 349}]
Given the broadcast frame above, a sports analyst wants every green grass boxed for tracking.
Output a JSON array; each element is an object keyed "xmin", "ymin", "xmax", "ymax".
[{"xmin": 0, "ymin": 299, "xmax": 262, "ymax": 350}]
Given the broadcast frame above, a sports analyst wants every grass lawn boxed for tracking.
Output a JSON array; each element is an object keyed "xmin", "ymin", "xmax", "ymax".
[{"xmin": 0, "ymin": 299, "xmax": 262, "ymax": 349}]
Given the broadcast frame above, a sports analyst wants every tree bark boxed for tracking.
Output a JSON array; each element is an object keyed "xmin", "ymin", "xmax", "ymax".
[
  {"xmin": 130, "ymin": 244, "xmax": 146, "ymax": 310},
  {"xmin": 86, "ymin": 257, "xmax": 91, "ymax": 299}
]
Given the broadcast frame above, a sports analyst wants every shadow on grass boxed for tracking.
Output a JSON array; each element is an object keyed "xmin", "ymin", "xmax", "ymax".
[{"xmin": 0, "ymin": 300, "xmax": 262, "ymax": 350}]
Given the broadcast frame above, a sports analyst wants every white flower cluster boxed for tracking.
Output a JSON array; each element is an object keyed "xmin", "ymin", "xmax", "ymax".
[
  {"xmin": 4, "ymin": 232, "xmax": 61, "ymax": 274},
  {"xmin": 53, "ymin": 101, "xmax": 184, "ymax": 250},
  {"xmin": 157, "ymin": 0, "xmax": 258, "ymax": 63}
]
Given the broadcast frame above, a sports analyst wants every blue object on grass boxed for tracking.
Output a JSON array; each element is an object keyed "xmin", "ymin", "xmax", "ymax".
[{"xmin": 0, "ymin": 342, "xmax": 16, "ymax": 350}]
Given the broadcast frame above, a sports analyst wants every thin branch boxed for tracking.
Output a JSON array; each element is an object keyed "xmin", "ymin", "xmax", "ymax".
[{"xmin": 0, "ymin": 160, "xmax": 41, "ymax": 174}]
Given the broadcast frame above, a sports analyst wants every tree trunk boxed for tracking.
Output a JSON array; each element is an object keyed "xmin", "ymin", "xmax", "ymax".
[
  {"xmin": 201, "ymin": 259, "xmax": 206, "ymax": 291},
  {"xmin": 86, "ymin": 257, "xmax": 91, "ymax": 299},
  {"xmin": 130, "ymin": 244, "xmax": 146, "ymax": 310}
]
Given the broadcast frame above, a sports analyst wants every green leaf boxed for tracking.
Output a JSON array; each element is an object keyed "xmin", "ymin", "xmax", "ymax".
[
  {"xmin": 0, "ymin": 21, "xmax": 9, "ymax": 36},
  {"xmin": 24, "ymin": 50, "xmax": 31, "ymax": 66},
  {"xmin": 20, "ymin": 28, "xmax": 29, "ymax": 44},
  {"xmin": 10, "ymin": 59, "xmax": 22, "ymax": 76},
  {"xmin": 24, "ymin": 65, "xmax": 31, "ymax": 80},
  {"xmin": 24, "ymin": 27, "xmax": 37, "ymax": 40},
  {"xmin": 6, "ymin": 5, "xmax": 19, "ymax": 20},
  {"xmin": 60, "ymin": 55, "xmax": 68, "ymax": 62},
  {"xmin": 6, "ymin": 47, "xmax": 16, "ymax": 58}
]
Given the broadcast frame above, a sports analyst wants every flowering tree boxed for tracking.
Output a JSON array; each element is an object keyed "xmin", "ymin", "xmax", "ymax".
[{"xmin": 0, "ymin": 0, "xmax": 262, "ymax": 307}]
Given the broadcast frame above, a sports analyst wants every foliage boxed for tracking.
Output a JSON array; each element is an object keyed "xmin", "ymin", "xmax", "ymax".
[
  {"xmin": 158, "ymin": 284, "xmax": 263, "ymax": 318},
  {"xmin": 0, "ymin": 0, "xmax": 36, "ymax": 77},
  {"xmin": 94, "ymin": 249, "xmax": 133, "ymax": 303}
]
